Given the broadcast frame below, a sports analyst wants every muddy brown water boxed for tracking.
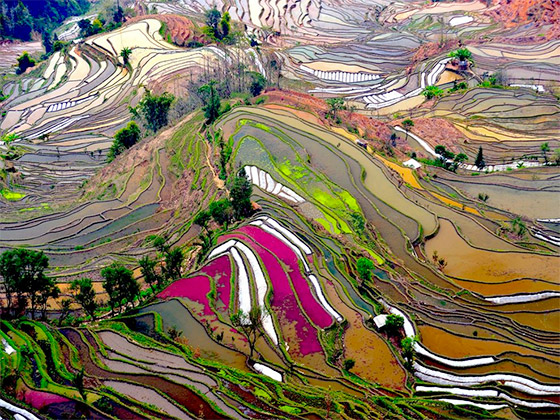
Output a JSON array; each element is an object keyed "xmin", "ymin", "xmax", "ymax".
[
  {"xmin": 220, "ymin": 108, "xmax": 455, "ymax": 296},
  {"xmin": 419, "ymin": 325, "xmax": 559, "ymax": 376},
  {"xmin": 139, "ymin": 299, "xmax": 248, "ymax": 370},
  {"xmin": 426, "ymin": 219, "xmax": 559, "ymax": 295},
  {"xmin": 60, "ymin": 328, "xmax": 229, "ymax": 419}
]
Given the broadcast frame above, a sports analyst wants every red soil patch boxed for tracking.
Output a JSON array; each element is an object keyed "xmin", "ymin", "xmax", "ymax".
[
  {"xmin": 487, "ymin": 0, "xmax": 560, "ymax": 28},
  {"xmin": 391, "ymin": 118, "xmax": 467, "ymax": 153},
  {"xmin": 408, "ymin": 40, "xmax": 459, "ymax": 74},
  {"xmin": 263, "ymin": 89, "xmax": 392, "ymax": 142},
  {"xmin": 125, "ymin": 14, "xmax": 204, "ymax": 46}
]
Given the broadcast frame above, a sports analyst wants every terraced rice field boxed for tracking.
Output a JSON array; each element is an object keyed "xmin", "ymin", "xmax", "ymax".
[{"xmin": 0, "ymin": 1, "xmax": 559, "ymax": 419}]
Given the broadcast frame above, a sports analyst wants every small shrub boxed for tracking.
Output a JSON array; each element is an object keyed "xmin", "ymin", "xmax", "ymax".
[
  {"xmin": 422, "ymin": 85, "xmax": 443, "ymax": 99},
  {"xmin": 343, "ymin": 358, "xmax": 355, "ymax": 371},
  {"xmin": 16, "ymin": 52, "xmax": 36, "ymax": 74}
]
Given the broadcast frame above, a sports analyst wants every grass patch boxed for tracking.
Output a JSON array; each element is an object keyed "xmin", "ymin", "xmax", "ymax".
[{"xmin": 1, "ymin": 188, "xmax": 25, "ymax": 201}]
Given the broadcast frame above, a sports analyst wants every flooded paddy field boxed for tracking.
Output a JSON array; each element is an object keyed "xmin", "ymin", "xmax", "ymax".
[{"xmin": 1, "ymin": 0, "xmax": 559, "ymax": 418}]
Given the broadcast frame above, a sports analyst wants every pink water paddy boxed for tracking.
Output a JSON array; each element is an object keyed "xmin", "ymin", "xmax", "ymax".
[
  {"xmin": 200, "ymin": 255, "xmax": 232, "ymax": 312},
  {"xmin": 22, "ymin": 389, "xmax": 70, "ymax": 409},
  {"xmin": 237, "ymin": 226, "xmax": 333, "ymax": 329},
  {"xmin": 219, "ymin": 228, "xmax": 331, "ymax": 356},
  {"xmin": 158, "ymin": 274, "xmax": 214, "ymax": 317}
]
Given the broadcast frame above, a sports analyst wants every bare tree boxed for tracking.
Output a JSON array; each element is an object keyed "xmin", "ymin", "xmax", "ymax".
[{"xmin": 231, "ymin": 306, "xmax": 268, "ymax": 359}]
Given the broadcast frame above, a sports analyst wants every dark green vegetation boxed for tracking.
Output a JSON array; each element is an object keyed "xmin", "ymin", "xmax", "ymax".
[
  {"xmin": 422, "ymin": 85, "xmax": 443, "ymax": 99},
  {"xmin": 199, "ymin": 80, "xmax": 221, "ymax": 124},
  {"xmin": 356, "ymin": 257, "xmax": 374, "ymax": 282},
  {"xmin": 108, "ymin": 121, "xmax": 140, "ymax": 162},
  {"xmin": 475, "ymin": 146, "xmax": 485, "ymax": 168},
  {"xmin": 448, "ymin": 48, "xmax": 472, "ymax": 62},
  {"xmin": 134, "ymin": 90, "xmax": 175, "ymax": 132},
  {"xmin": 16, "ymin": 51, "xmax": 35, "ymax": 74},
  {"xmin": 70, "ymin": 278, "xmax": 98, "ymax": 321},
  {"xmin": 0, "ymin": 249, "xmax": 58, "ymax": 319},
  {"xmin": 203, "ymin": 7, "xmax": 236, "ymax": 43},
  {"xmin": 0, "ymin": 0, "xmax": 89, "ymax": 41},
  {"xmin": 101, "ymin": 263, "xmax": 139, "ymax": 314}
]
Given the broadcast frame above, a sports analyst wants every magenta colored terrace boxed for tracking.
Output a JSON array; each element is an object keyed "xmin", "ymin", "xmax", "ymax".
[
  {"xmin": 158, "ymin": 274, "xmax": 215, "ymax": 317},
  {"xmin": 239, "ymin": 225, "xmax": 334, "ymax": 328},
  {"xmin": 200, "ymin": 255, "xmax": 232, "ymax": 313},
  {"xmin": 22, "ymin": 389, "xmax": 70, "ymax": 409},
  {"xmin": 219, "ymin": 231, "xmax": 324, "ymax": 356}
]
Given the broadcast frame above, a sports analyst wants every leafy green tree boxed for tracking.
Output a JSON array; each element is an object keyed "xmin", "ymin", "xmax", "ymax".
[
  {"xmin": 356, "ymin": 257, "xmax": 374, "ymax": 283},
  {"xmin": 435, "ymin": 145, "xmax": 455, "ymax": 161},
  {"xmin": 454, "ymin": 153, "xmax": 468, "ymax": 164},
  {"xmin": 474, "ymin": 146, "xmax": 485, "ymax": 168},
  {"xmin": 384, "ymin": 314, "xmax": 404, "ymax": 335},
  {"xmin": 326, "ymin": 97, "xmax": 344, "ymax": 119},
  {"xmin": 120, "ymin": 47, "xmax": 132, "ymax": 66},
  {"xmin": 401, "ymin": 118, "xmax": 414, "ymax": 142},
  {"xmin": 449, "ymin": 48, "xmax": 472, "ymax": 61},
  {"xmin": 78, "ymin": 18, "xmax": 95, "ymax": 37},
  {"xmin": 401, "ymin": 336, "xmax": 416, "ymax": 361},
  {"xmin": 91, "ymin": 18, "xmax": 103, "ymax": 33},
  {"xmin": 115, "ymin": 121, "xmax": 140, "ymax": 149},
  {"xmin": 434, "ymin": 145, "xmax": 446, "ymax": 156},
  {"xmin": 205, "ymin": 7, "xmax": 221, "ymax": 35},
  {"xmin": 554, "ymin": 148, "xmax": 560, "ymax": 165},
  {"xmin": 198, "ymin": 80, "xmax": 221, "ymax": 124},
  {"xmin": 108, "ymin": 121, "xmax": 141, "ymax": 161},
  {"xmin": 218, "ymin": 134, "xmax": 232, "ymax": 180},
  {"xmin": 152, "ymin": 235, "xmax": 170, "ymax": 254},
  {"xmin": 219, "ymin": 11, "xmax": 231, "ymax": 40},
  {"xmin": 139, "ymin": 256, "xmax": 161, "ymax": 292},
  {"xmin": 422, "ymin": 85, "xmax": 443, "ymax": 100},
  {"xmin": 209, "ymin": 199, "xmax": 233, "ymax": 225},
  {"xmin": 193, "ymin": 210, "xmax": 211, "ymax": 231},
  {"xmin": 510, "ymin": 217, "xmax": 527, "ymax": 238},
  {"xmin": 113, "ymin": 5, "xmax": 124, "ymax": 23},
  {"xmin": 11, "ymin": 1, "xmax": 33, "ymax": 40},
  {"xmin": 249, "ymin": 72, "xmax": 266, "ymax": 97},
  {"xmin": 74, "ymin": 367, "xmax": 86, "ymax": 401},
  {"xmin": 401, "ymin": 336, "xmax": 416, "ymax": 371},
  {"xmin": 164, "ymin": 247, "xmax": 183, "ymax": 281},
  {"xmin": 53, "ymin": 40, "xmax": 67, "ymax": 52},
  {"xmin": 137, "ymin": 90, "xmax": 175, "ymax": 132},
  {"xmin": 70, "ymin": 278, "xmax": 98, "ymax": 320},
  {"xmin": 195, "ymin": 230, "xmax": 214, "ymax": 264},
  {"xmin": 0, "ymin": 0, "xmax": 88, "ymax": 41},
  {"xmin": 343, "ymin": 358, "xmax": 355, "ymax": 371},
  {"xmin": 541, "ymin": 142, "xmax": 550, "ymax": 164},
  {"xmin": 203, "ymin": 8, "xmax": 233, "ymax": 41},
  {"xmin": 231, "ymin": 306, "xmax": 266, "ymax": 359},
  {"xmin": 16, "ymin": 51, "xmax": 35, "ymax": 74},
  {"xmin": 42, "ymin": 30, "xmax": 53, "ymax": 54},
  {"xmin": 230, "ymin": 167, "xmax": 253, "ymax": 219},
  {"xmin": 101, "ymin": 263, "xmax": 139, "ymax": 313},
  {"xmin": 0, "ymin": 248, "xmax": 57, "ymax": 319}
]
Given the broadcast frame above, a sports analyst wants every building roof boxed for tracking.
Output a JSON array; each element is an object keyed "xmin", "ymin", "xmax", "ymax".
[
  {"xmin": 404, "ymin": 158, "xmax": 421, "ymax": 169},
  {"xmin": 373, "ymin": 314, "xmax": 388, "ymax": 330}
]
